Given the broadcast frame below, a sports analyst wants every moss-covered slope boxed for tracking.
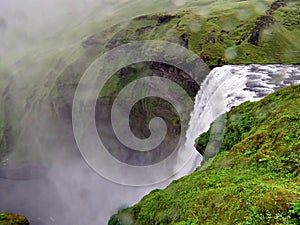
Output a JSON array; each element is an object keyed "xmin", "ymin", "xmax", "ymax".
[
  {"xmin": 86, "ymin": 0, "xmax": 300, "ymax": 68},
  {"xmin": 109, "ymin": 84, "xmax": 300, "ymax": 225}
]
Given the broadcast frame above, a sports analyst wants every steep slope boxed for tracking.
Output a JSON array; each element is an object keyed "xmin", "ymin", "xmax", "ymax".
[
  {"xmin": 109, "ymin": 84, "xmax": 300, "ymax": 225},
  {"xmin": 86, "ymin": 0, "xmax": 300, "ymax": 67}
]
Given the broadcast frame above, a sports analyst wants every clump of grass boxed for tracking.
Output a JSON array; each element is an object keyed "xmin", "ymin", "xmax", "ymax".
[{"xmin": 0, "ymin": 212, "xmax": 29, "ymax": 225}]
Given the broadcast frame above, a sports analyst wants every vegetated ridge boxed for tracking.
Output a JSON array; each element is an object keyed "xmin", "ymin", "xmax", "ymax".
[{"xmin": 109, "ymin": 84, "xmax": 300, "ymax": 225}]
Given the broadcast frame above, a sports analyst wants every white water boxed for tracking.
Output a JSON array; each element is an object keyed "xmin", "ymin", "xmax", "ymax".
[{"xmin": 184, "ymin": 64, "xmax": 300, "ymax": 169}]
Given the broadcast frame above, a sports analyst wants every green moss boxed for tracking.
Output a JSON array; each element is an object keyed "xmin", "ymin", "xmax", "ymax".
[
  {"xmin": 289, "ymin": 199, "xmax": 300, "ymax": 224},
  {"xmin": 109, "ymin": 84, "xmax": 300, "ymax": 225},
  {"xmin": 0, "ymin": 213, "xmax": 29, "ymax": 225},
  {"xmin": 93, "ymin": 0, "xmax": 300, "ymax": 69}
]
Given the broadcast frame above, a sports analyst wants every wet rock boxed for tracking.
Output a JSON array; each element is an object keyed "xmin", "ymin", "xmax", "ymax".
[
  {"xmin": 248, "ymin": 0, "xmax": 287, "ymax": 46},
  {"xmin": 136, "ymin": 25, "xmax": 153, "ymax": 35}
]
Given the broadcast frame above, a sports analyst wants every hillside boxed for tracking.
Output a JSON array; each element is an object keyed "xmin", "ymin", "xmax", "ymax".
[
  {"xmin": 82, "ymin": 0, "xmax": 300, "ymax": 68},
  {"xmin": 109, "ymin": 84, "xmax": 300, "ymax": 224},
  {"xmin": 1, "ymin": 0, "xmax": 300, "ymax": 162}
]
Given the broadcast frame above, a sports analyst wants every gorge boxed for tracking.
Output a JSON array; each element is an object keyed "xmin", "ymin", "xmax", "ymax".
[
  {"xmin": 0, "ymin": 0, "xmax": 300, "ymax": 224},
  {"xmin": 1, "ymin": 64, "xmax": 300, "ymax": 224}
]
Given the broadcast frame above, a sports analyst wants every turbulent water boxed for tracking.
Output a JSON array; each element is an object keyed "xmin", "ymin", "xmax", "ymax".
[{"xmin": 1, "ymin": 64, "xmax": 300, "ymax": 224}]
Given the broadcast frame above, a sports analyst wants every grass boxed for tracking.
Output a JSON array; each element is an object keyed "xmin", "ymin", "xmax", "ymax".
[
  {"xmin": 109, "ymin": 84, "xmax": 300, "ymax": 225},
  {"xmin": 84, "ymin": 0, "xmax": 300, "ymax": 71},
  {"xmin": 0, "ymin": 213, "xmax": 29, "ymax": 225}
]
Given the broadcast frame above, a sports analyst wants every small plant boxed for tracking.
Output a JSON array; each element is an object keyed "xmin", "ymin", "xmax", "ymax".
[{"xmin": 289, "ymin": 199, "xmax": 300, "ymax": 224}]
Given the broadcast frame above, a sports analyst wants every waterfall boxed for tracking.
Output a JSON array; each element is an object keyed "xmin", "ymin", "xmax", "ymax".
[{"xmin": 183, "ymin": 64, "xmax": 300, "ymax": 172}]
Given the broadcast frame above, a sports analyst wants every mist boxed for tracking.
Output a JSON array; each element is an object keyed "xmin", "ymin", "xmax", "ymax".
[{"xmin": 0, "ymin": 0, "xmax": 204, "ymax": 224}]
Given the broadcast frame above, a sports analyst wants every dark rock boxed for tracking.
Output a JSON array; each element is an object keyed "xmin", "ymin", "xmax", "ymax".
[
  {"xmin": 270, "ymin": 0, "xmax": 287, "ymax": 12},
  {"xmin": 133, "ymin": 15, "xmax": 151, "ymax": 21},
  {"xmin": 248, "ymin": 15, "xmax": 273, "ymax": 46},
  {"xmin": 136, "ymin": 25, "xmax": 153, "ymax": 35},
  {"xmin": 180, "ymin": 33, "xmax": 189, "ymax": 48},
  {"xmin": 133, "ymin": 14, "xmax": 176, "ymax": 26},
  {"xmin": 157, "ymin": 14, "xmax": 176, "ymax": 25},
  {"xmin": 248, "ymin": 0, "xmax": 287, "ymax": 46}
]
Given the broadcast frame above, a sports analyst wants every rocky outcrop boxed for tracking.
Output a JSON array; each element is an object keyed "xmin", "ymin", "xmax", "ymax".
[
  {"xmin": 248, "ymin": 0, "xmax": 287, "ymax": 46},
  {"xmin": 133, "ymin": 13, "xmax": 176, "ymax": 25}
]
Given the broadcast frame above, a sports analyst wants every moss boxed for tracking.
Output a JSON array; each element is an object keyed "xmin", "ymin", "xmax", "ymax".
[
  {"xmin": 79, "ymin": 0, "xmax": 299, "ymax": 69},
  {"xmin": 289, "ymin": 199, "xmax": 300, "ymax": 224},
  {"xmin": 109, "ymin": 84, "xmax": 300, "ymax": 225},
  {"xmin": 0, "ymin": 213, "xmax": 29, "ymax": 225},
  {"xmin": 197, "ymin": 85, "xmax": 300, "ymax": 175}
]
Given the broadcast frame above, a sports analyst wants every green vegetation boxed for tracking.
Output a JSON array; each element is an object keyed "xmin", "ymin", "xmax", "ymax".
[
  {"xmin": 0, "ymin": 213, "xmax": 29, "ymax": 225},
  {"xmin": 43, "ymin": 0, "xmax": 300, "ymax": 162},
  {"xmin": 95, "ymin": 0, "xmax": 300, "ymax": 68},
  {"xmin": 0, "ymin": 0, "xmax": 300, "ymax": 223},
  {"xmin": 41, "ymin": 0, "xmax": 300, "ymax": 152},
  {"xmin": 109, "ymin": 84, "xmax": 300, "ymax": 225},
  {"xmin": 47, "ymin": 0, "xmax": 300, "ymax": 106}
]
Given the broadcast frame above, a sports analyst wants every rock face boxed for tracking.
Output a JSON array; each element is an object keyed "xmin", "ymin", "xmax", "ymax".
[
  {"xmin": 0, "ymin": 212, "xmax": 29, "ymax": 225},
  {"xmin": 248, "ymin": 0, "xmax": 287, "ymax": 46}
]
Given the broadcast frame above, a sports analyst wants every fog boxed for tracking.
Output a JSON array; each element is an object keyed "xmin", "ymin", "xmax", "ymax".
[
  {"xmin": 0, "ymin": 0, "xmax": 203, "ymax": 224},
  {"xmin": 0, "ymin": 0, "xmax": 112, "ymax": 59}
]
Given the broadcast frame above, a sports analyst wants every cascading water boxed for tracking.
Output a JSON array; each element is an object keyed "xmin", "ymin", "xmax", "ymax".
[
  {"xmin": 1, "ymin": 64, "xmax": 300, "ymax": 225},
  {"xmin": 184, "ymin": 64, "xmax": 300, "ymax": 168}
]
